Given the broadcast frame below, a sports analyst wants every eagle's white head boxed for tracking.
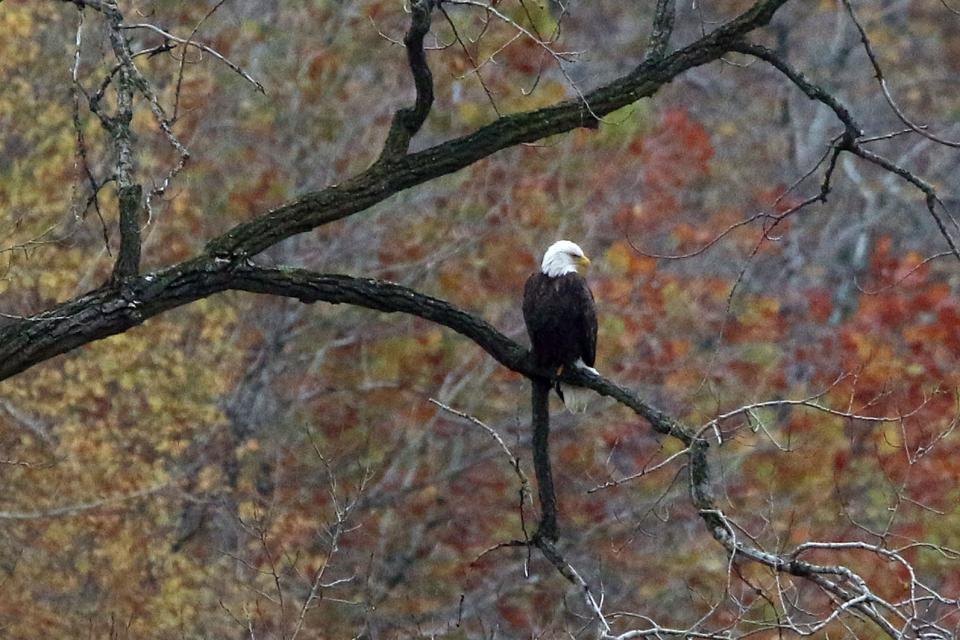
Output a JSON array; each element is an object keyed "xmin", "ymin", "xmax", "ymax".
[{"xmin": 541, "ymin": 240, "xmax": 591, "ymax": 277}]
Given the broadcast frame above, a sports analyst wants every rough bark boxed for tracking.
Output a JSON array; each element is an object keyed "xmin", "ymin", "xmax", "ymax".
[
  {"xmin": 0, "ymin": 0, "xmax": 790, "ymax": 384},
  {"xmin": 530, "ymin": 377, "xmax": 557, "ymax": 542}
]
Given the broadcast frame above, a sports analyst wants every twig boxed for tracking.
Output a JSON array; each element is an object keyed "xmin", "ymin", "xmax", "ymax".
[
  {"xmin": 120, "ymin": 22, "xmax": 265, "ymax": 94},
  {"xmin": 439, "ymin": 4, "xmax": 503, "ymax": 116},
  {"xmin": 444, "ymin": 0, "xmax": 599, "ymax": 125},
  {"xmin": 429, "ymin": 398, "xmax": 531, "ymax": 501},
  {"xmin": 842, "ymin": 0, "xmax": 960, "ymax": 149},
  {"xmin": 0, "ymin": 484, "xmax": 169, "ymax": 520},
  {"xmin": 173, "ymin": 0, "xmax": 229, "ymax": 122},
  {"xmin": 588, "ymin": 446, "xmax": 690, "ymax": 493}
]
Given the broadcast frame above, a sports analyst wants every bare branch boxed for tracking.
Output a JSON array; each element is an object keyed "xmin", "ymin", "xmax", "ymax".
[
  {"xmin": 173, "ymin": 0, "xmax": 230, "ymax": 122},
  {"xmin": 644, "ymin": 0, "xmax": 677, "ymax": 61},
  {"xmin": 731, "ymin": 40, "xmax": 960, "ymax": 261},
  {"xmin": 530, "ymin": 378, "xmax": 557, "ymax": 542},
  {"xmin": 105, "ymin": 16, "xmax": 142, "ymax": 281},
  {"xmin": 445, "ymin": 0, "xmax": 599, "ymax": 124},
  {"xmin": 290, "ymin": 451, "xmax": 365, "ymax": 640},
  {"xmin": 429, "ymin": 398, "xmax": 531, "ymax": 502},
  {"xmin": 378, "ymin": 0, "xmax": 436, "ymax": 159},
  {"xmin": 120, "ymin": 21, "xmax": 266, "ymax": 95},
  {"xmin": 842, "ymin": 0, "xmax": 960, "ymax": 149},
  {"xmin": 847, "ymin": 142, "xmax": 960, "ymax": 261},
  {"xmin": 730, "ymin": 42, "xmax": 863, "ymax": 137},
  {"xmin": 537, "ymin": 538, "xmax": 612, "ymax": 635},
  {"xmin": 0, "ymin": 484, "xmax": 168, "ymax": 520},
  {"xmin": 68, "ymin": 8, "xmax": 110, "ymax": 244},
  {"xmin": 588, "ymin": 445, "xmax": 690, "ymax": 493},
  {"xmin": 438, "ymin": 4, "xmax": 503, "ymax": 116}
]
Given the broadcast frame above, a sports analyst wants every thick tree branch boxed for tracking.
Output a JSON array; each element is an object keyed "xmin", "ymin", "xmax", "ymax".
[
  {"xmin": 112, "ymin": 183, "xmax": 142, "ymax": 280},
  {"xmin": 205, "ymin": 0, "xmax": 790, "ymax": 258},
  {"xmin": 378, "ymin": 0, "xmax": 436, "ymax": 159},
  {"xmin": 644, "ymin": 0, "xmax": 676, "ymax": 61},
  {"xmin": 0, "ymin": 261, "xmax": 912, "ymax": 635},
  {"xmin": 530, "ymin": 378, "xmax": 557, "ymax": 542},
  {"xmin": 25, "ymin": 0, "xmax": 789, "ymax": 375},
  {"xmin": 103, "ymin": 5, "xmax": 142, "ymax": 281}
]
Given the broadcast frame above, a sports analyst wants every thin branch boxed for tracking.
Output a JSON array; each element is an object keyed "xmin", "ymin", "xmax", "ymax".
[
  {"xmin": 120, "ymin": 21, "xmax": 265, "ymax": 94},
  {"xmin": 290, "ymin": 453, "xmax": 364, "ymax": 640},
  {"xmin": 173, "ymin": 0, "xmax": 229, "ymax": 122},
  {"xmin": 854, "ymin": 250, "xmax": 953, "ymax": 293},
  {"xmin": 430, "ymin": 398, "xmax": 533, "ymax": 541},
  {"xmin": 842, "ymin": 0, "xmax": 960, "ymax": 149},
  {"xmin": 732, "ymin": 40, "xmax": 960, "ymax": 261},
  {"xmin": 429, "ymin": 398, "xmax": 531, "ymax": 498},
  {"xmin": 537, "ymin": 538, "xmax": 612, "ymax": 635},
  {"xmin": 588, "ymin": 446, "xmax": 690, "ymax": 493},
  {"xmin": 847, "ymin": 142, "xmax": 960, "ymax": 261},
  {"xmin": 0, "ymin": 484, "xmax": 168, "ymax": 520},
  {"xmin": 445, "ymin": 0, "xmax": 599, "ymax": 124},
  {"xmin": 439, "ymin": 4, "xmax": 503, "ymax": 117},
  {"xmin": 730, "ymin": 42, "xmax": 863, "ymax": 137},
  {"xmin": 69, "ymin": 9, "xmax": 110, "ymax": 245}
]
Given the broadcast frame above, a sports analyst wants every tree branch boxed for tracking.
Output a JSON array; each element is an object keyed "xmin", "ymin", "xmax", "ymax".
[
  {"xmin": 0, "ymin": 260, "xmax": 917, "ymax": 635},
  {"xmin": 729, "ymin": 42, "xmax": 863, "ymax": 137},
  {"xmin": 0, "ymin": 483, "xmax": 168, "ymax": 520},
  {"xmin": 112, "ymin": 183, "xmax": 143, "ymax": 280},
  {"xmin": 644, "ymin": 0, "xmax": 676, "ymax": 61},
  {"xmin": 205, "ymin": 0, "xmax": 790, "ymax": 258},
  {"xmin": 103, "ymin": 4, "xmax": 142, "ymax": 281},
  {"xmin": 732, "ymin": 40, "xmax": 960, "ymax": 261},
  {"xmin": 378, "ymin": 0, "xmax": 436, "ymax": 159},
  {"xmin": 530, "ymin": 378, "xmax": 557, "ymax": 542}
]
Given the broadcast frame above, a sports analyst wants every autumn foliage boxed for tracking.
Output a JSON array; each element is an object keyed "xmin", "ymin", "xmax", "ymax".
[{"xmin": 3, "ymin": 1, "xmax": 960, "ymax": 638}]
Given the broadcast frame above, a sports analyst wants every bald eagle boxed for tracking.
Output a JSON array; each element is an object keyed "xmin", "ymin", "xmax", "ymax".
[{"xmin": 523, "ymin": 240, "xmax": 598, "ymax": 412}]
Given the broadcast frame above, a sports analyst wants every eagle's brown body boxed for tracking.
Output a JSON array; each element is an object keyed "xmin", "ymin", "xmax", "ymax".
[{"xmin": 522, "ymin": 271, "xmax": 597, "ymax": 372}]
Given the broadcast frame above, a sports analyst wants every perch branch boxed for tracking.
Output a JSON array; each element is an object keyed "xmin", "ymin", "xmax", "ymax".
[{"xmin": 530, "ymin": 378, "xmax": 557, "ymax": 542}]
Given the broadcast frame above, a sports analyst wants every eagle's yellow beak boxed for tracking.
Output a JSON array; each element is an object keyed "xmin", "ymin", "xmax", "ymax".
[{"xmin": 577, "ymin": 254, "xmax": 591, "ymax": 269}]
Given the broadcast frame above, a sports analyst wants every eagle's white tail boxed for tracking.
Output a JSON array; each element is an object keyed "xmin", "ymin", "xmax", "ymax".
[{"xmin": 559, "ymin": 360, "xmax": 598, "ymax": 413}]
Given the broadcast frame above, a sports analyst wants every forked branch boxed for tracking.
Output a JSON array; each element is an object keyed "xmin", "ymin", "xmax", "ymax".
[{"xmin": 733, "ymin": 40, "xmax": 960, "ymax": 261}]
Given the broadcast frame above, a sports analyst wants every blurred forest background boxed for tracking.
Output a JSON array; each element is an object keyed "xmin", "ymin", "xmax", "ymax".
[{"xmin": 3, "ymin": 0, "xmax": 960, "ymax": 638}]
